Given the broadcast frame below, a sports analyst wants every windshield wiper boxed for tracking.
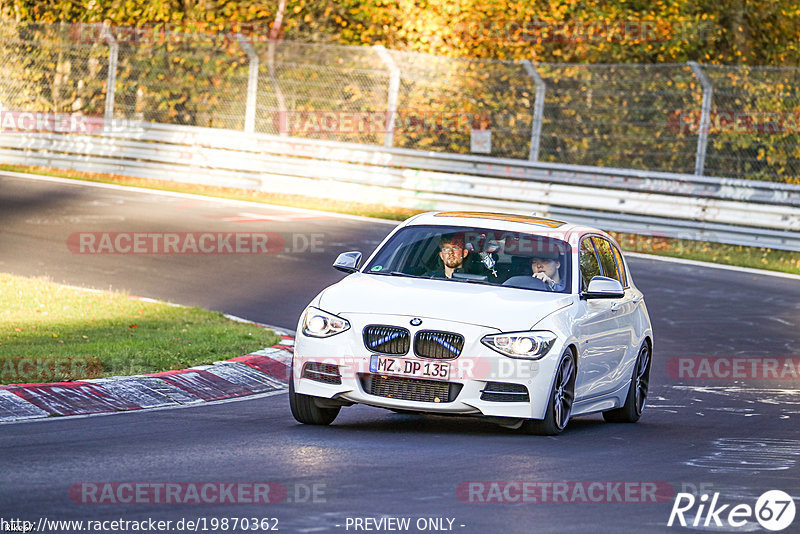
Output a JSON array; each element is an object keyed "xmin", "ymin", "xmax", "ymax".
[
  {"xmin": 368, "ymin": 270, "xmax": 429, "ymax": 279},
  {"xmin": 390, "ymin": 271, "xmax": 431, "ymax": 279},
  {"xmin": 368, "ymin": 271, "xmax": 488, "ymax": 283}
]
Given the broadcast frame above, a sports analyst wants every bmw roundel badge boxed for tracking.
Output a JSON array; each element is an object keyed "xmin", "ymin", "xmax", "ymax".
[{"xmin": 410, "ymin": 318, "xmax": 422, "ymax": 326}]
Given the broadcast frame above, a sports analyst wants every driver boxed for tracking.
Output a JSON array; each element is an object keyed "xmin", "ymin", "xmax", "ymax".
[{"xmin": 427, "ymin": 233, "xmax": 469, "ymax": 279}]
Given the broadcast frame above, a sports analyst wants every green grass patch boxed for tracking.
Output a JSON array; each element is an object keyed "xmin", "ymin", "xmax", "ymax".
[
  {"xmin": 2, "ymin": 163, "xmax": 798, "ymax": 275},
  {"xmin": 0, "ymin": 273, "xmax": 279, "ymax": 385}
]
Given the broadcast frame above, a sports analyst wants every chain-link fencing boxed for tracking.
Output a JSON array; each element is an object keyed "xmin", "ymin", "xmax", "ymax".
[
  {"xmin": 0, "ymin": 24, "xmax": 108, "ymax": 115},
  {"xmin": 536, "ymin": 63, "xmax": 703, "ymax": 175},
  {"xmin": 702, "ymin": 65, "xmax": 800, "ymax": 182},
  {"xmin": 114, "ymin": 34, "xmax": 250, "ymax": 130},
  {"xmin": 1, "ymin": 22, "xmax": 798, "ymax": 183}
]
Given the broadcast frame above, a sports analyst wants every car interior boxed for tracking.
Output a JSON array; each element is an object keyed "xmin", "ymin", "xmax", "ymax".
[{"xmin": 407, "ymin": 231, "xmax": 569, "ymax": 289}]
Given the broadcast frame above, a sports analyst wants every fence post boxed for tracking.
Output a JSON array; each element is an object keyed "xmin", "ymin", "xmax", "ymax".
[
  {"xmin": 101, "ymin": 24, "xmax": 118, "ymax": 132},
  {"xmin": 373, "ymin": 45, "xmax": 400, "ymax": 148},
  {"xmin": 520, "ymin": 60, "xmax": 546, "ymax": 162},
  {"xmin": 236, "ymin": 34, "xmax": 259, "ymax": 134},
  {"xmin": 688, "ymin": 61, "xmax": 712, "ymax": 176}
]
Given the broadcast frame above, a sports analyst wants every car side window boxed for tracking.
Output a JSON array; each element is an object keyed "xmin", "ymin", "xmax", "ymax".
[
  {"xmin": 610, "ymin": 243, "xmax": 628, "ymax": 288},
  {"xmin": 579, "ymin": 238, "xmax": 601, "ymax": 291},
  {"xmin": 591, "ymin": 237, "xmax": 621, "ymax": 283}
]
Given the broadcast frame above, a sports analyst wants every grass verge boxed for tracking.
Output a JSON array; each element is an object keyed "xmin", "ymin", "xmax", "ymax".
[
  {"xmin": 0, "ymin": 272, "xmax": 279, "ymax": 385},
  {"xmin": 2, "ymin": 163, "xmax": 798, "ymax": 275}
]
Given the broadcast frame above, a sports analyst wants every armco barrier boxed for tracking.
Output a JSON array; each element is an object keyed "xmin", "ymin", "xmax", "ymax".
[{"xmin": 0, "ymin": 121, "xmax": 798, "ymax": 250}]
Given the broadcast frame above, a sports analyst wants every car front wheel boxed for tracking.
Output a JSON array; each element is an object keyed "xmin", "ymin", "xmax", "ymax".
[
  {"xmin": 522, "ymin": 349, "xmax": 576, "ymax": 435},
  {"xmin": 289, "ymin": 378, "xmax": 340, "ymax": 425},
  {"xmin": 603, "ymin": 341, "xmax": 651, "ymax": 423}
]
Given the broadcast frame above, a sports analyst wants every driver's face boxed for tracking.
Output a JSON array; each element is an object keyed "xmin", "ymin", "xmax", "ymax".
[
  {"xmin": 531, "ymin": 257, "xmax": 559, "ymax": 278},
  {"xmin": 440, "ymin": 245, "xmax": 468, "ymax": 268}
]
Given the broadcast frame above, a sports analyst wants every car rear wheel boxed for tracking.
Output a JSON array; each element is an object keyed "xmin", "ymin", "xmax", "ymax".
[
  {"xmin": 522, "ymin": 349, "xmax": 575, "ymax": 435},
  {"xmin": 289, "ymin": 378, "xmax": 340, "ymax": 425},
  {"xmin": 603, "ymin": 342, "xmax": 651, "ymax": 423}
]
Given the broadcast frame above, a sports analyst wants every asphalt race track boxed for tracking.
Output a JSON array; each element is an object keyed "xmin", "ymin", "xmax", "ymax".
[{"xmin": 1, "ymin": 172, "xmax": 799, "ymax": 534}]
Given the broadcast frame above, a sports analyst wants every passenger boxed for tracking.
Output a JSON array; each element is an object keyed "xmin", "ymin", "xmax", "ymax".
[
  {"xmin": 503, "ymin": 253, "xmax": 565, "ymax": 291},
  {"xmin": 530, "ymin": 254, "xmax": 565, "ymax": 291}
]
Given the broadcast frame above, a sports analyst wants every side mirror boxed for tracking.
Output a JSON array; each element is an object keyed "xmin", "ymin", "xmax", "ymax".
[
  {"xmin": 582, "ymin": 276, "xmax": 624, "ymax": 299},
  {"xmin": 333, "ymin": 251, "xmax": 362, "ymax": 273}
]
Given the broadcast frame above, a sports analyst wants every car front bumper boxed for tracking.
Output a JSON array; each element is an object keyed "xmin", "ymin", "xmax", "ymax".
[{"xmin": 292, "ymin": 313, "xmax": 564, "ymax": 421}]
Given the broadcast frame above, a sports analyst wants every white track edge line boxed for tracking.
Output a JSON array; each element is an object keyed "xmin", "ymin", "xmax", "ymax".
[
  {"xmin": 626, "ymin": 252, "xmax": 800, "ymax": 281},
  {"xmin": 0, "ymin": 170, "xmax": 398, "ymax": 225}
]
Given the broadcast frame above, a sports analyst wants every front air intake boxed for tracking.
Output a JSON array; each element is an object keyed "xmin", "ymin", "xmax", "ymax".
[
  {"xmin": 358, "ymin": 373, "xmax": 462, "ymax": 403},
  {"xmin": 302, "ymin": 362, "xmax": 342, "ymax": 385},
  {"xmin": 480, "ymin": 382, "xmax": 530, "ymax": 402}
]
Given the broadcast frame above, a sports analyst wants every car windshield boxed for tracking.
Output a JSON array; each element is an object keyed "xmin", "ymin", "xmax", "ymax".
[{"xmin": 363, "ymin": 225, "xmax": 572, "ymax": 293}]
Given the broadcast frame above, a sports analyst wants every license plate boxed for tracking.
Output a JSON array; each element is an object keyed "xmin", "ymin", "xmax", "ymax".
[{"xmin": 369, "ymin": 355, "xmax": 450, "ymax": 380}]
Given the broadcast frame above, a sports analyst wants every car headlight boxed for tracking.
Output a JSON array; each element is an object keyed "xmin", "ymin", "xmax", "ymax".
[
  {"xmin": 481, "ymin": 331, "xmax": 557, "ymax": 360},
  {"xmin": 302, "ymin": 307, "xmax": 350, "ymax": 338}
]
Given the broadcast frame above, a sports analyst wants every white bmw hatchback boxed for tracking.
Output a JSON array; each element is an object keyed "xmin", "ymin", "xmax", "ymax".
[{"xmin": 290, "ymin": 212, "xmax": 653, "ymax": 434}]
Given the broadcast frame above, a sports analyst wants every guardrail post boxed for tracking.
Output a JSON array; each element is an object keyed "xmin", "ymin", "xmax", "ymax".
[
  {"xmin": 373, "ymin": 45, "xmax": 400, "ymax": 148},
  {"xmin": 520, "ymin": 60, "xmax": 546, "ymax": 162},
  {"xmin": 101, "ymin": 24, "xmax": 118, "ymax": 132},
  {"xmin": 236, "ymin": 34, "xmax": 259, "ymax": 134},
  {"xmin": 688, "ymin": 61, "xmax": 713, "ymax": 176}
]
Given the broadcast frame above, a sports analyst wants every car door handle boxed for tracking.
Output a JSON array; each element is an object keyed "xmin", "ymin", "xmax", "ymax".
[
  {"xmin": 610, "ymin": 302, "xmax": 622, "ymax": 311},
  {"xmin": 631, "ymin": 295, "xmax": 642, "ymax": 303}
]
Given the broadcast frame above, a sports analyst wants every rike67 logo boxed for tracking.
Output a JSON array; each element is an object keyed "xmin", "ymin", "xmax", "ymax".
[{"xmin": 668, "ymin": 490, "xmax": 796, "ymax": 531}]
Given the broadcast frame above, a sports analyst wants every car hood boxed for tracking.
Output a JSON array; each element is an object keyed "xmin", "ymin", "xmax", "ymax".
[{"xmin": 317, "ymin": 273, "xmax": 573, "ymax": 331}]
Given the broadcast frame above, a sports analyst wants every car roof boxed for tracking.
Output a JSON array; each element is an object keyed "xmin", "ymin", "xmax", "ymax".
[{"xmin": 403, "ymin": 211, "xmax": 609, "ymax": 243}]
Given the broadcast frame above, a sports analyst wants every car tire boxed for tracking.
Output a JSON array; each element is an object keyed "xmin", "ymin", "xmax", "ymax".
[
  {"xmin": 522, "ymin": 349, "xmax": 576, "ymax": 436},
  {"xmin": 289, "ymin": 378, "xmax": 340, "ymax": 425},
  {"xmin": 603, "ymin": 342, "xmax": 651, "ymax": 424}
]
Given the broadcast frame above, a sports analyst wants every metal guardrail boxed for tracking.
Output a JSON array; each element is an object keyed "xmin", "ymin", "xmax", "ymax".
[{"xmin": 0, "ymin": 121, "xmax": 799, "ymax": 250}]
